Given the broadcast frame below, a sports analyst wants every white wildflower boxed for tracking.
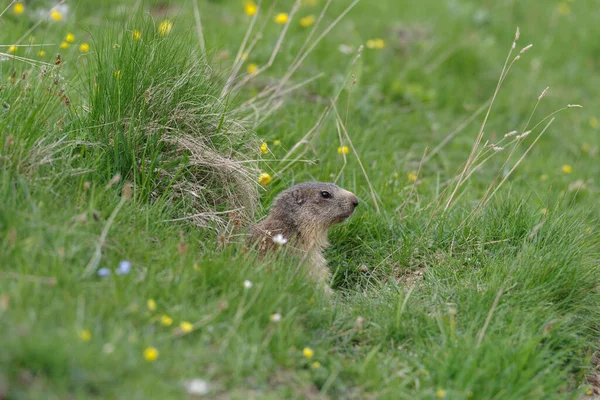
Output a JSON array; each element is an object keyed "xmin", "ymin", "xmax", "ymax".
[
  {"xmin": 183, "ymin": 378, "xmax": 210, "ymax": 396},
  {"xmin": 243, "ymin": 280, "xmax": 253, "ymax": 289},
  {"xmin": 338, "ymin": 44, "xmax": 353, "ymax": 55},
  {"xmin": 270, "ymin": 313, "xmax": 282, "ymax": 322},
  {"xmin": 272, "ymin": 234, "xmax": 288, "ymax": 246}
]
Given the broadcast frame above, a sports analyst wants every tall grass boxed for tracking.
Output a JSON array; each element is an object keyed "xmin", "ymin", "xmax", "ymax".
[{"xmin": 81, "ymin": 20, "xmax": 260, "ymax": 228}]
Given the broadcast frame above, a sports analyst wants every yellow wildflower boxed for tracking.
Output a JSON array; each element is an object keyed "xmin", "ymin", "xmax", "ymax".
[
  {"xmin": 38, "ymin": 50, "xmax": 46, "ymax": 57},
  {"xmin": 258, "ymin": 173, "xmax": 271, "ymax": 185},
  {"xmin": 114, "ymin": 70, "xmax": 122, "ymax": 79},
  {"xmin": 540, "ymin": 174, "xmax": 548, "ymax": 182},
  {"xmin": 14, "ymin": 2, "xmax": 24, "ymax": 15},
  {"xmin": 160, "ymin": 314, "xmax": 173, "ymax": 326},
  {"xmin": 260, "ymin": 142, "xmax": 269, "ymax": 155},
  {"xmin": 561, "ymin": 164, "xmax": 573, "ymax": 174},
  {"xmin": 247, "ymin": 63, "xmax": 258, "ymax": 75},
  {"xmin": 65, "ymin": 33, "xmax": 75, "ymax": 43},
  {"xmin": 274, "ymin": 13, "xmax": 289, "ymax": 24},
  {"xmin": 299, "ymin": 15, "xmax": 316, "ymax": 28},
  {"xmin": 60, "ymin": 41, "xmax": 69, "ymax": 49},
  {"xmin": 590, "ymin": 117, "xmax": 599, "ymax": 129},
  {"xmin": 193, "ymin": 263, "xmax": 201, "ymax": 271},
  {"xmin": 366, "ymin": 38, "xmax": 385, "ymax": 50},
  {"xmin": 436, "ymin": 389, "xmax": 446, "ymax": 399},
  {"xmin": 50, "ymin": 10, "xmax": 63, "ymax": 21},
  {"xmin": 311, "ymin": 361, "xmax": 321, "ymax": 368},
  {"xmin": 408, "ymin": 172, "xmax": 417, "ymax": 182},
  {"xmin": 302, "ymin": 347, "xmax": 314, "ymax": 359},
  {"xmin": 8, "ymin": 45, "xmax": 17, "ymax": 54},
  {"xmin": 273, "ymin": 140, "xmax": 281, "ymax": 146},
  {"xmin": 337, "ymin": 146, "xmax": 349, "ymax": 155},
  {"xmin": 158, "ymin": 20, "xmax": 173, "ymax": 36},
  {"xmin": 180, "ymin": 321, "xmax": 193, "ymax": 333},
  {"xmin": 147, "ymin": 298, "xmax": 157, "ymax": 311},
  {"xmin": 132, "ymin": 29, "xmax": 142, "ymax": 41},
  {"xmin": 79, "ymin": 329, "xmax": 92, "ymax": 342},
  {"xmin": 79, "ymin": 43, "xmax": 90, "ymax": 53},
  {"xmin": 144, "ymin": 346, "xmax": 159, "ymax": 362},
  {"xmin": 541, "ymin": 208, "xmax": 548, "ymax": 216},
  {"xmin": 557, "ymin": 2, "xmax": 570, "ymax": 15},
  {"xmin": 244, "ymin": 2, "xmax": 258, "ymax": 16}
]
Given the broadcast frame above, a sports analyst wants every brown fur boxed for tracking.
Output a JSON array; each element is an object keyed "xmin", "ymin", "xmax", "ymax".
[{"xmin": 249, "ymin": 182, "xmax": 358, "ymax": 292}]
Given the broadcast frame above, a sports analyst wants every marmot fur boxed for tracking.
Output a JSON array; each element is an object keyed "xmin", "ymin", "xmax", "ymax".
[{"xmin": 249, "ymin": 182, "xmax": 359, "ymax": 291}]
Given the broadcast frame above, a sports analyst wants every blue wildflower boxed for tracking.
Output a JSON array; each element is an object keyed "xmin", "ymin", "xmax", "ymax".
[{"xmin": 116, "ymin": 260, "xmax": 131, "ymax": 275}]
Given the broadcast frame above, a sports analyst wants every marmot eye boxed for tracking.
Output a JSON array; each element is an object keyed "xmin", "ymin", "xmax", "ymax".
[{"xmin": 320, "ymin": 191, "xmax": 331, "ymax": 199}]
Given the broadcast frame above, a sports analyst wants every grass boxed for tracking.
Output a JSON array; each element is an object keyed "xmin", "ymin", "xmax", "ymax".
[{"xmin": 1, "ymin": 0, "xmax": 599, "ymax": 398}]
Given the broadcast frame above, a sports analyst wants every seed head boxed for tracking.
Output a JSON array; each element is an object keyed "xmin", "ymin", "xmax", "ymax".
[
  {"xmin": 516, "ymin": 130, "xmax": 532, "ymax": 140},
  {"xmin": 538, "ymin": 87, "xmax": 549, "ymax": 100},
  {"xmin": 519, "ymin": 44, "xmax": 533, "ymax": 54}
]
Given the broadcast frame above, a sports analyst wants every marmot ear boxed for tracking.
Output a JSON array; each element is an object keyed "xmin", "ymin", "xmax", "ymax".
[{"xmin": 291, "ymin": 189, "xmax": 305, "ymax": 205}]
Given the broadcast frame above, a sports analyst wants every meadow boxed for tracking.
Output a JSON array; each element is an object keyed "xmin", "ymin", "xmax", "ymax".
[{"xmin": 1, "ymin": 0, "xmax": 599, "ymax": 398}]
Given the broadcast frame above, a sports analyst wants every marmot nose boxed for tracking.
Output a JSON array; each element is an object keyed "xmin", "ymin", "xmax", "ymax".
[{"xmin": 351, "ymin": 195, "xmax": 359, "ymax": 208}]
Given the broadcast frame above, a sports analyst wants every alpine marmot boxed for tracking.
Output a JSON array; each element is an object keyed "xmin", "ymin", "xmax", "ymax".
[{"xmin": 249, "ymin": 182, "xmax": 359, "ymax": 292}]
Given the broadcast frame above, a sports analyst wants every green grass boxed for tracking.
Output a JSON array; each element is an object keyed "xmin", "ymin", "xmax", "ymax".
[{"xmin": 1, "ymin": 0, "xmax": 599, "ymax": 398}]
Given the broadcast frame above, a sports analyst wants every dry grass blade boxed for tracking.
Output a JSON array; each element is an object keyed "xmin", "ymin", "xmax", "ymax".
[
  {"xmin": 482, "ymin": 118, "xmax": 555, "ymax": 206},
  {"xmin": 13, "ymin": 0, "xmax": 66, "ymax": 46},
  {"xmin": 238, "ymin": 0, "xmax": 360, "ymax": 126},
  {"xmin": 0, "ymin": 52, "xmax": 53, "ymax": 67},
  {"xmin": 82, "ymin": 193, "xmax": 129, "ymax": 278},
  {"xmin": 269, "ymin": 0, "xmax": 360, "ymax": 101},
  {"xmin": 398, "ymin": 147, "xmax": 428, "ymax": 217},
  {"xmin": 232, "ymin": 0, "xmax": 302, "ymax": 92},
  {"xmin": 332, "ymin": 102, "xmax": 380, "ymax": 214},
  {"xmin": 0, "ymin": 0, "xmax": 17, "ymax": 19},
  {"xmin": 221, "ymin": 0, "xmax": 264, "ymax": 96},
  {"xmin": 444, "ymin": 27, "xmax": 522, "ymax": 212},
  {"xmin": 192, "ymin": 0, "xmax": 206, "ymax": 53},
  {"xmin": 165, "ymin": 135, "xmax": 259, "ymax": 228},
  {"xmin": 423, "ymin": 99, "xmax": 490, "ymax": 165},
  {"xmin": 281, "ymin": 45, "xmax": 364, "ymax": 164},
  {"xmin": 334, "ymin": 119, "xmax": 348, "ymax": 183},
  {"xmin": 477, "ymin": 283, "xmax": 505, "ymax": 347}
]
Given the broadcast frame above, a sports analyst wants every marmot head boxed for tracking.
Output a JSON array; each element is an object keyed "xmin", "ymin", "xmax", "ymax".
[{"xmin": 273, "ymin": 182, "xmax": 359, "ymax": 229}]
